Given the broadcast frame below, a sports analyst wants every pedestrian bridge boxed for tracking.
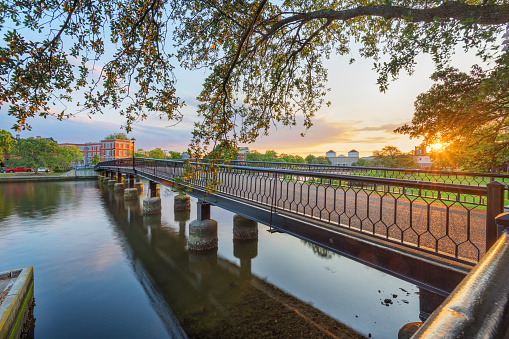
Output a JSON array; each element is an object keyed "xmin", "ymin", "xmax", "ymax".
[
  {"xmin": 95, "ymin": 158, "xmax": 505, "ymax": 294},
  {"xmin": 95, "ymin": 157, "xmax": 509, "ymax": 337}
]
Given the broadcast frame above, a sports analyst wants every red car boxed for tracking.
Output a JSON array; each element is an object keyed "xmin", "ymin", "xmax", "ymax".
[{"xmin": 3, "ymin": 167, "xmax": 33, "ymax": 173}]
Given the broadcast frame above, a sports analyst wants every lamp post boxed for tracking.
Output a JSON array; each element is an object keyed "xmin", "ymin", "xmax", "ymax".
[{"xmin": 131, "ymin": 138, "xmax": 136, "ymax": 171}]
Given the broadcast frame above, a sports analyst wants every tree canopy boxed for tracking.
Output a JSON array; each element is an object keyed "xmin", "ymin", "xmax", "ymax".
[
  {"xmin": 0, "ymin": 130, "xmax": 15, "ymax": 164},
  {"xmin": 147, "ymin": 147, "xmax": 165, "ymax": 159},
  {"xmin": 372, "ymin": 145, "xmax": 415, "ymax": 168},
  {"xmin": 1, "ymin": 0, "xmax": 508, "ymax": 155},
  {"xmin": 104, "ymin": 133, "xmax": 129, "ymax": 140},
  {"xmin": 396, "ymin": 54, "xmax": 509, "ymax": 171},
  {"xmin": 8, "ymin": 137, "xmax": 83, "ymax": 170}
]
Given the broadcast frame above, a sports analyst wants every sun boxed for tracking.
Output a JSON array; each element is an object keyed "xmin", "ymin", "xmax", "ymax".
[{"xmin": 430, "ymin": 142, "xmax": 444, "ymax": 151}]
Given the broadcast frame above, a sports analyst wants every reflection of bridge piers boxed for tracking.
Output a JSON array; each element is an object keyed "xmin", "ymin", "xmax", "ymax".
[
  {"xmin": 174, "ymin": 210, "xmax": 190, "ymax": 239},
  {"xmin": 97, "ymin": 186, "xmax": 364, "ymax": 338},
  {"xmin": 98, "ymin": 170, "xmax": 446, "ymax": 334}
]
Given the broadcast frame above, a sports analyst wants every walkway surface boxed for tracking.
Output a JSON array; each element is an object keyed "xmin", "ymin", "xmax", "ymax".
[{"xmin": 0, "ymin": 274, "xmax": 18, "ymax": 306}]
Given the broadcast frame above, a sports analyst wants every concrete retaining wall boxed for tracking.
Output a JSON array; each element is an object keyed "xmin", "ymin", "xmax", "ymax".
[{"xmin": 0, "ymin": 266, "xmax": 34, "ymax": 339}]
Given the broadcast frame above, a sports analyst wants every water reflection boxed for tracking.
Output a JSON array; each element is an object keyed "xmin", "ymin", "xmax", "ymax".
[
  {"xmin": 302, "ymin": 241, "xmax": 333, "ymax": 259},
  {"xmin": 0, "ymin": 181, "xmax": 443, "ymax": 338},
  {"xmin": 174, "ymin": 211, "xmax": 190, "ymax": 239},
  {"xmin": 98, "ymin": 185, "xmax": 364, "ymax": 338},
  {"xmin": 0, "ymin": 182, "xmax": 84, "ymax": 222}
]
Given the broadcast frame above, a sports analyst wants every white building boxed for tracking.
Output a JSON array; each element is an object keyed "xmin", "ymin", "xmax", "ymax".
[
  {"xmin": 237, "ymin": 147, "xmax": 249, "ymax": 161},
  {"xmin": 414, "ymin": 146, "xmax": 433, "ymax": 169},
  {"xmin": 326, "ymin": 149, "xmax": 360, "ymax": 166}
]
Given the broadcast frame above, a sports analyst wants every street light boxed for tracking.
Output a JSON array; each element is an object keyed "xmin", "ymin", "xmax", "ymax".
[{"xmin": 131, "ymin": 138, "xmax": 136, "ymax": 171}]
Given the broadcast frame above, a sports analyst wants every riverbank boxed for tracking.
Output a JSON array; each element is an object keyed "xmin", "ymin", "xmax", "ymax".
[{"xmin": 0, "ymin": 170, "xmax": 97, "ymax": 183}]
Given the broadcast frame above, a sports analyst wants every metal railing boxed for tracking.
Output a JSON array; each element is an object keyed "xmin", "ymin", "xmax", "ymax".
[
  {"xmin": 219, "ymin": 160, "xmax": 509, "ymax": 187},
  {"xmin": 413, "ymin": 213, "xmax": 509, "ymax": 337},
  {"xmin": 96, "ymin": 158, "xmax": 507, "ymax": 264}
]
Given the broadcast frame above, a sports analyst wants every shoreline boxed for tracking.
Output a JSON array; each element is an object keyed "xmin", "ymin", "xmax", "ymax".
[{"xmin": 0, "ymin": 174, "xmax": 97, "ymax": 184}]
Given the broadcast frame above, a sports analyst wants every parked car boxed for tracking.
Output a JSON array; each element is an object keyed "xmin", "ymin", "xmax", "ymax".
[
  {"xmin": 37, "ymin": 168, "xmax": 49, "ymax": 173},
  {"xmin": 4, "ymin": 167, "xmax": 34, "ymax": 173}
]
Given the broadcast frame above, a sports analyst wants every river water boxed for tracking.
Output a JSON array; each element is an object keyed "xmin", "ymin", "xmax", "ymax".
[{"xmin": 0, "ymin": 180, "xmax": 423, "ymax": 338}]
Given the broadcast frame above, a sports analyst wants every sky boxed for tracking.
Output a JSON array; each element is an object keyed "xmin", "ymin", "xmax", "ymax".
[{"xmin": 1, "ymin": 26, "xmax": 503, "ymax": 158}]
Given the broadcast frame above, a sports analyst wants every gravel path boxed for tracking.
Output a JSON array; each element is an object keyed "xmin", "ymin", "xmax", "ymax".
[{"xmin": 212, "ymin": 173, "xmax": 486, "ymax": 262}]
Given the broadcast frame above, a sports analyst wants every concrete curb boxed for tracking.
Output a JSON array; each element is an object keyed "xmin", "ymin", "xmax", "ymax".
[{"xmin": 0, "ymin": 266, "xmax": 34, "ymax": 339}]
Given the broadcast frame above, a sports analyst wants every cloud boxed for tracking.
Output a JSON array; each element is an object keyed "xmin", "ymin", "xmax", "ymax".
[
  {"xmin": 350, "ymin": 136, "xmax": 399, "ymax": 143},
  {"xmin": 355, "ymin": 123, "xmax": 407, "ymax": 133},
  {"xmin": 247, "ymin": 116, "xmax": 359, "ymax": 150}
]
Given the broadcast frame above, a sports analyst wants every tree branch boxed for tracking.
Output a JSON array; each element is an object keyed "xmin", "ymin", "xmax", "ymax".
[
  {"xmin": 264, "ymin": 1, "xmax": 509, "ymax": 39},
  {"xmin": 38, "ymin": 0, "xmax": 79, "ymax": 56}
]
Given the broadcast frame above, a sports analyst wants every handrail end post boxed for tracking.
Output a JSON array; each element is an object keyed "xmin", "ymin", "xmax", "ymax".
[{"xmin": 487, "ymin": 181, "xmax": 506, "ymax": 252}]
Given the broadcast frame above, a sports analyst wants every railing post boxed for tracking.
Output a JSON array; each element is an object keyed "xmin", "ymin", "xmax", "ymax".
[{"xmin": 486, "ymin": 181, "xmax": 505, "ymax": 252}]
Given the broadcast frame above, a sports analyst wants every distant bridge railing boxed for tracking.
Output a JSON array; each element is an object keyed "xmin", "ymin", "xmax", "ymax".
[
  {"xmin": 212, "ymin": 160, "xmax": 509, "ymax": 188},
  {"xmin": 96, "ymin": 158, "xmax": 506, "ymax": 264}
]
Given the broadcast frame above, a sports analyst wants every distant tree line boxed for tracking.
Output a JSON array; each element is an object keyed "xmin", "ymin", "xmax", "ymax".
[
  {"xmin": 0, "ymin": 130, "xmax": 83, "ymax": 171},
  {"xmin": 134, "ymin": 148, "xmax": 181, "ymax": 160},
  {"xmin": 352, "ymin": 146, "xmax": 415, "ymax": 169},
  {"xmin": 244, "ymin": 150, "xmax": 332, "ymax": 164}
]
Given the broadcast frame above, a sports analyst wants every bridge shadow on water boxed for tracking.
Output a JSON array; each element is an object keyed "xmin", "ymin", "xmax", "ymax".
[{"xmin": 98, "ymin": 179, "xmax": 446, "ymax": 338}]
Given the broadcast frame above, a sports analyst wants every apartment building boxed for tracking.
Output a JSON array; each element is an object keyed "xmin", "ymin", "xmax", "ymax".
[
  {"xmin": 61, "ymin": 139, "xmax": 134, "ymax": 165},
  {"xmin": 100, "ymin": 139, "xmax": 134, "ymax": 162}
]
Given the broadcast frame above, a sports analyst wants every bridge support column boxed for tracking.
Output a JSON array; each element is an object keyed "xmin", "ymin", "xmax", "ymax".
[
  {"xmin": 134, "ymin": 178, "xmax": 143, "ymax": 195},
  {"xmin": 114, "ymin": 172, "xmax": 125, "ymax": 193},
  {"xmin": 124, "ymin": 188, "xmax": 138, "ymax": 200},
  {"xmin": 127, "ymin": 174, "xmax": 134, "ymax": 188},
  {"xmin": 107, "ymin": 171, "xmax": 116, "ymax": 186},
  {"xmin": 188, "ymin": 201, "xmax": 217, "ymax": 251},
  {"xmin": 143, "ymin": 181, "xmax": 161, "ymax": 215},
  {"xmin": 233, "ymin": 214, "xmax": 258, "ymax": 240},
  {"xmin": 124, "ymin": 174, "xmax": 137, "ymax": 200},
  {"xmin": 101, "ymin": 172, "xmax": 110, "ymax": 183},
  {"xmin": 174, "ymin": 194, "xmax": 190, "ymax": 211}
]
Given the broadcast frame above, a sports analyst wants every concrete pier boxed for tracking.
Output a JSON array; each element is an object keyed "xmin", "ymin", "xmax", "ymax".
[
  {"xmin": 142, "ymin": 181, "xmax": 161, "ymax": 215},
  {"xmin": 189, "ymin": 219, "xmax": 218, "ymax": 251},
  {"xmin": 124, "ymin": 188, "xmax": 138, "ymax": 200},
  {"xmin": 143, "ymin": 197, "xmax": 161, "ymax": 215},
  {"xmin": 174, "ymin": 194, "xmax": 191, "ymax": 211},
  {"xmin": 188, "ymin": 201, "xmax": 218, "ymax": 251},
  {"xmin": 114, "ymin": 174, "xmax": 125, "ymax": 193},
  {"xmin": 233, "ymin": 214, "xmax": 258, "ymax": 240}
]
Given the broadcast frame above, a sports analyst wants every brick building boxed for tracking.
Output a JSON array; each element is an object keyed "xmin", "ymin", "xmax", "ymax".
[{"xmin": 61, "ymin": 139, "xmax": 134, "ymax": 165}]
